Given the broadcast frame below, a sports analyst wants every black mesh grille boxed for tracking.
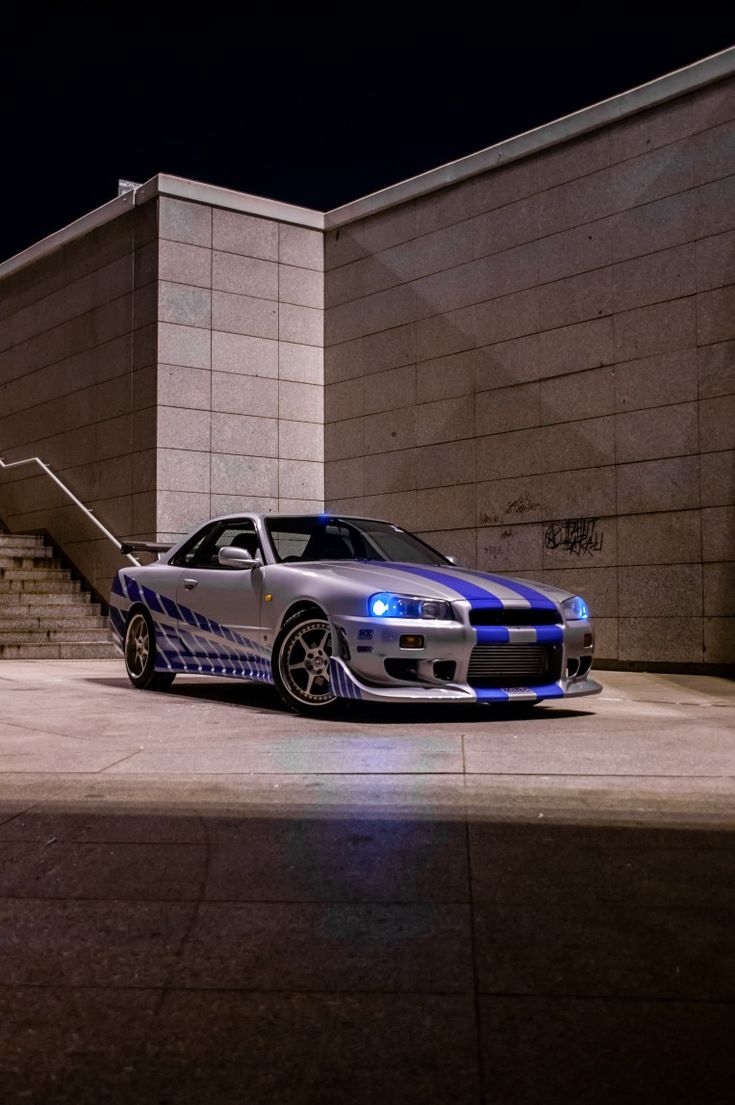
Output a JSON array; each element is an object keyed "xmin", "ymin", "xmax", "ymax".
[
  {"xmin": 467, "ymin": 644, "xmax": 562, "ymax": 688},
  {"xmin": 469, "ymin": 607, "xmax": 561, "ymax": 626}
]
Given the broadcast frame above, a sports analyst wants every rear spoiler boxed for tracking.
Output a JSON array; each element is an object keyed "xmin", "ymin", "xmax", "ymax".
[{"xmin": 119, "ymin": 541, "xmax": 173, "ymax": 556}]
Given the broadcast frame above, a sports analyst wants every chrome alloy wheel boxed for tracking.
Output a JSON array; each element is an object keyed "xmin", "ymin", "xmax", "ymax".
[
  {"xmin": 279, "ymin": 618, "xmax": 336, "ymax": 705},
  {"xmin": 122, "ymin": 608, "xmax": 175, "ymax": 692},
  {"xmin": 125, "ymin": 612, "xmax": 150, "ymax": 678}
]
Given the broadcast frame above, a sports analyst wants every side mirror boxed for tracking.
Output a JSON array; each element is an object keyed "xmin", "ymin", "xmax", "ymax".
[
  {"xmin": 446, "ymin": 555, "xmax": 458, "ymax": 565},
  {"xmin": 218, "ymin": 546, "xmax": 261, "ymax": 570}
]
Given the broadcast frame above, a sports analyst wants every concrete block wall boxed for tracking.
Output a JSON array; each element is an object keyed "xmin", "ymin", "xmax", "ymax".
[
  {"xmin": 1, "ymin": 57, "xmax": 732, "ymax": 667},
  {"xmin": 0, "ymin": 196, "xmax": 324, "ymax": 598},
  {"xmin": 323, "ymin": 75, "xmax": 735, "ymax": 665},
  {"xmin": 0, "ymin": 205, "xmax": 159, "ymax": 599},
  {"xmin": 152, "ymin": 198, "xmax": 324, "ymax": 543}
]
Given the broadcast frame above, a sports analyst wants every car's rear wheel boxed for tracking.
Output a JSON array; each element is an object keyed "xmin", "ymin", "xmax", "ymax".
[
  {"xmin": 273, "ymin": 613, "xmax": 341, "ymax": 716},
  {"xmin": 124, "ymin": 608, "xmax": 176, "ymax": 691}
]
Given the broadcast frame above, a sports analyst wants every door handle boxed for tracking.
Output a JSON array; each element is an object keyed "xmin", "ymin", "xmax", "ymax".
[{"xmin": 183, "ymin": 578, "xmax": 198, "ymax": 590}]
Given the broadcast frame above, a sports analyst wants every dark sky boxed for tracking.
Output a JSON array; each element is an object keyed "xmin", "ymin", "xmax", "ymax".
[{"xmin": 2, "ymin": 11, "xmax": 733, "ymax": 262}]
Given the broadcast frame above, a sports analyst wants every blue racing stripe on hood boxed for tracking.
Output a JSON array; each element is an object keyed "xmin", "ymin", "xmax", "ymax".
[
  {"xmin": 457, "ymin": 567, "xmax": 558, "ymax": 610},
  {"xmin": 376, "ymin": 563, "xmax": 503, "ymax": 606}
]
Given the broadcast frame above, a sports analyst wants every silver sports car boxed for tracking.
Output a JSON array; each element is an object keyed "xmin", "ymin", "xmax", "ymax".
[{"xmin": 109, "ymin": 512, "xmax": 601, "ymax": 715}]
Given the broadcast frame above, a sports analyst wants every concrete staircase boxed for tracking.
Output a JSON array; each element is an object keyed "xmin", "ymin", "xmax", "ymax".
[{"xmin": 0, "ymin": 533, "xmax": 119, "ymax": 659}]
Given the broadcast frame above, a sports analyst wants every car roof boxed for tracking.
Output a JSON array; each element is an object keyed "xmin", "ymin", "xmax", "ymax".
[{"xmin": 207, "ymin": 512, "xmax": 394, "ymax": 525}]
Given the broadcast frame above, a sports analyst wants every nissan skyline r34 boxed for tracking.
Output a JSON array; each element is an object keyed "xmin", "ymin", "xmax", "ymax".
[{"xmin": 110, "ymin": 513, "xmax": 602, "ymax": 715}]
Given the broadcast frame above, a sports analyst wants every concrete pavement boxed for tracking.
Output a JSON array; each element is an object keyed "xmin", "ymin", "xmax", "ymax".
[{"xmin": 0, "ymin": 661, "xmax": 734, "ymax": 1103}]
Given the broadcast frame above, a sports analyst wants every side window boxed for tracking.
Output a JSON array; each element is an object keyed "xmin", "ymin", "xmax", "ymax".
[
  {"xmin": 209, "ymin": 524, "xmax": 260, "ymax": 566},
  {"xmin": 170, "ymin": 524, "xmax": 219, "ymax": 567},
  {"xmin": 172, "ymin": 522, "xmax": 260, "ymax": 568}
]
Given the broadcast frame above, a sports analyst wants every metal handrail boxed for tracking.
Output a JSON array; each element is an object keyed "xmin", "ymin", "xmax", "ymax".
[{"xmin": 0, "ymin": 456, "xmax": 139, "ymax": 566}]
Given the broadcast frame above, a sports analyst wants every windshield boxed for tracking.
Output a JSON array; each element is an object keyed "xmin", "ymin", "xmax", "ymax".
[{"xmin": 266, "ymin": 516, "xmax": 450, "ymax": 565}]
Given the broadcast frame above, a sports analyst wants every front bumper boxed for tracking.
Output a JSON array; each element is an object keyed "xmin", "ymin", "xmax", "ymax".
[
  {"xmin": 330, "ymin": 608, "xmax": 601, "ymax": 704},
  {"xmin": 329, "ymin": 656, "xmax": 602, "ymax": 703}
]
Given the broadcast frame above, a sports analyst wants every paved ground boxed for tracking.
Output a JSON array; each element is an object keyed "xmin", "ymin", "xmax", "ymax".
[{"xmin": 1, "ymin": 660, "xmax": 734, "ymax": 1104}]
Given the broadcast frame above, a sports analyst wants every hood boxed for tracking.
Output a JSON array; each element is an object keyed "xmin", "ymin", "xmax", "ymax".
[{"xmin": 291, "ymin": 560, "xmax": 572, "ymax": 609}]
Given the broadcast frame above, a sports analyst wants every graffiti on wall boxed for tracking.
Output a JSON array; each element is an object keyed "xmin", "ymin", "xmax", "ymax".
[
  {"xmin": 478, "ymin": 496, "xmax": 541, "ymax": 526},
  {"xmin": 544, "ymin": 517, "xmax": 603, "ymax": 558},
  {"xmin": 482, "ymin": 527, "xmax": 515, "ymax": 560},
  {"xmin": 505, "ymin": 495, "xmax": 541, "ymax": 516}
]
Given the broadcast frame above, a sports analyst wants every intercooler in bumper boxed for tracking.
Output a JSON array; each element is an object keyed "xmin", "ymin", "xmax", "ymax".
[{"xmin": 466, "ymin": 643, "xmax": 563, "ymax": 688}]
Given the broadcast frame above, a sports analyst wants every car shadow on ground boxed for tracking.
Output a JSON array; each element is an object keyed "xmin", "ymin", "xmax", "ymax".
[{"xmin": 85, "ymin": 676, "xmax": 593, "ymax": 724}]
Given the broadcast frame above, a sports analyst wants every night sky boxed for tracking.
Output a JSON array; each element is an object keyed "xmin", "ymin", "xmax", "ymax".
[{"xmin": 2, "ymin": 11, "xmax": 733, "ymax": 263}]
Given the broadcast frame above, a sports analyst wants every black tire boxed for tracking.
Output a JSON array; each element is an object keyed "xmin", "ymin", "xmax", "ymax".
[
  {"xmin": 123, "ymin": 607, "xmax": 176, "ymax": 691},
  {"xmin": 273, "ymin": 612, "xmax": 342, "ymax": 716}
]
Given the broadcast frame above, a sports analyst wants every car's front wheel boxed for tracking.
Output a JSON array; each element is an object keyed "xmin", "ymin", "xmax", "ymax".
[
  {"xmin": 124, "ymin": 608, "xmax": 176, "ymax": 691},
  {"xmin": 273, "ymin": 612, "xmax": 341, "ymax": 716}
]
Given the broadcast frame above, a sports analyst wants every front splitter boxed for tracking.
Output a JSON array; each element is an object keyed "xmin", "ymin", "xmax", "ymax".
[{"xmin": 330, "ymin": 658, "xmax": 602, "ymax": 704}]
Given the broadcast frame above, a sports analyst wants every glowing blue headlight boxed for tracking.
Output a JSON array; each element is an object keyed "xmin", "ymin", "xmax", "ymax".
[
  {"xmin": 370, "ymin": 594, "xmax": 392, "ymax": 616},
  {"xmin": 368, "ymin": 593, "xmax": 453, "ymax": 620},
  {"xmin": 562, "ymin": 595, "xmax": 590, "ymax": 621}
]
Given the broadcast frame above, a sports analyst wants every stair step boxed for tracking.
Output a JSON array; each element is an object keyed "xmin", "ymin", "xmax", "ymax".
[
  {"xmin": 0, "ymin": 567, "xmax": 71, "ymax": 582},
  {"xmin": 0, "ymin": 555, "xmax": 59, "ymax": 569},
  {"xmin": 0, "ymin": 615, "xmax": 108, "ymax": 631},
  {"xmin": 0, "ymin": 642, "xmax": 120, "ymax": 659},
  {"xmin": 0, "ymin": 549, "xmax": 54, "ymax": 562},
  {"xmin": 0, "ymin": 579, "xmax": 81, "ymax": 594},
  {"xmin": 0, "ymin": 592, "xmax": 92, "ymax": 608},
  {"xmin": 0, "ymin": 535, "xmax": 45, "ymax": 550},
  {"xmin": 0, "ymin": 550, "xmax": 50, "ymax": 563},
  {"xmin": 0, "ymin": 605, "xmax": 100, "ymax": 623},
  {"xmin": 0, "ymin": 628, "xmax": 115, "ymax": 644}
]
